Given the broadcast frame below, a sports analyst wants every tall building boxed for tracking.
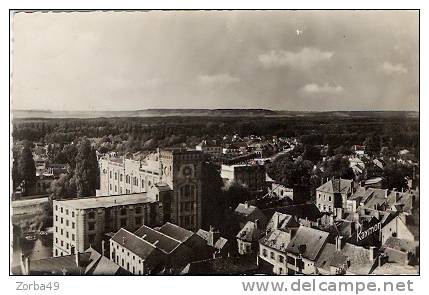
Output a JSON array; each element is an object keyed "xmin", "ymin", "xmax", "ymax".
[
  {"xmin": 52, "ymin": 193, "xmax": 163, "ymax": 257},
  {"xmin": 98, "ymin": 148, "xmax": 206, "ymax": 231}
]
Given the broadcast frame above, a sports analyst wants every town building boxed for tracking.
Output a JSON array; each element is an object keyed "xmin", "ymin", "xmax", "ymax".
[
  {"xmin": 52, "ymin": 193, "xmax": 163, "ymax": 257},
  {"xmin": 15, "ymin": 247, "xmax": 128, "ymax": 275},
  {"xmin": 316, "ymin": 179, "xmax": 354, "ymax": 216},
  {"xmin": 236, "ymin": 220, "xmax": 265, "ymax": 255},
  {"xmin": 195, "ymin": 140, "xmax": 223, "ymax": 159},
  {"xmin": 110, "ymin": 222, "xmax": 209, "ymax": 274},
  {"xmin": 221, "ymin": 164, "xmax": 266, "ymax": 196},
  {"xmin": 98, "ymin": 148, "xmax": 206, "ymax": 231}
]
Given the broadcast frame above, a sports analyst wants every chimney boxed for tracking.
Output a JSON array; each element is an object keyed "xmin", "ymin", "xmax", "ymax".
[
  {"xmin": 244, "ymin": 201, "xmax": 249, "ymax": 209},
  {"xmin": 208, "ymin": 226, "xmax": 220, "ymax": 247},
  {"xmin": 273, "ymin": 213, "xmax": 280, "ymax": 230},
  {"xmin": 335, "ymin": 236, "xmax": 343, "ymax": 251},
  {"xmin": 254, "ymin": 219, "xmax": 260, "ymax": 229},
  {"xmin": 75, "ymin": 251, "xmax": 80, "ymax": 267},
  {"xmin": 101, "ymin": 240, "xmax": 105, "ymax": 257},
  {"xmin": 122, "ymin": 237, "xmax": 126, "ymax": 245},
  {"xmin": 369, "ymin": 246, "xmax": 376, "ymax": 262}
]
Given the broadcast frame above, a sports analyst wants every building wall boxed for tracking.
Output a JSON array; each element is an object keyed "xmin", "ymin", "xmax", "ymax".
[
  {"xmin": 98, "ymin": 150, "xmax": 204, "ymax": 232},
  {"xmin": 316, "ymin": 191, "xmax": 334, "ymax": 213},
  {"xmin": 110, "ymin": 239, "xmax": 163, "ymax": 275},
  {"xmin": 52, "ymin": 200, "xmax": 162, "ymax": 257},
  {"xmin": 259, "ymin": 244, "xmax": 288, "ymax": 275}
]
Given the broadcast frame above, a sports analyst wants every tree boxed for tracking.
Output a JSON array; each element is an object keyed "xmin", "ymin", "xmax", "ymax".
[
  {"xmin": 323, "ymin": 155, "xmax": 354, "ymax": 180},
  {"xmin": 74, "ymin": 138, "xmax": 98, "ymax": 197},
  {"xmin": 382, "ymin": 162, "xmax": 411, "ymax": 191},
  {"xmin": 18, "ymin": 141, "xmax": 36, "ymax": 196}
]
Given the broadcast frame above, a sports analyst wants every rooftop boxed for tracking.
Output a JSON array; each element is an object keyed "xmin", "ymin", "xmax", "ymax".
[
  {"xmin": 111, "ymin": 228, "xmax": 159, "ymax": 259},
  {"xmin": 317, "ymin": 179, "xmax": 353, "ymax": 194},
  {"xmin": 135, "ymin": 225, "xmax": 182, "ymax": 254},
  {"xmin": 286, "ymin": 226, "xmax": 329, "ymax": 260},
  {"xmin": 55, "ymin": 193, "xmax": 156, "ymax": 209}
]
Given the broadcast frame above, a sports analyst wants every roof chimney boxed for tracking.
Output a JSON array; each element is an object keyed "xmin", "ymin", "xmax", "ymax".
[
  {"xmin": 254, "ymin": 219, "xmax": 260, "ymax": 229},
  {"xmin": 122, "ymin": 237, "xmax": 126, "ymax": 244},
  {"xmin": 273, "ymin": 213, "xmax": 280, "ymax": 230},
  {"xmin": 101, "ymin": 240, "xmax": 105, "ymax": 257}
]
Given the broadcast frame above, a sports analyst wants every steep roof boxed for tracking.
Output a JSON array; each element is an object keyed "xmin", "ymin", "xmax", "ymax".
[
  {"xmin": 158, "ymin": 222, "xmax": 193, "ymax": 242},
  {"xmin": 259, "ymin": 229, "xmax": 291, "ymax": 253},
  {"xmin": 112, "ymin": 228, "xmax": 159, "ymax": 259},
  {"xmin": 135, "ymin": 225, "xmax": 181, "ymax": 254},
  {"xmin": 315, "ymin": 243, "xmax": 337, "ymax": 272},
  {"xmin": 286, "ymin": 226, "xmax": 329, "ymax": 260},
  {"xmin": 264, "ymin": 204, "xmax": 322, "ymax": 222},
  {"xmin": 236, "ymin": 221, "xmax": 265, "ymax": 243},
  {"xmin": 317, "ymin": 179, "xmax": 353, "ymax": 194}
]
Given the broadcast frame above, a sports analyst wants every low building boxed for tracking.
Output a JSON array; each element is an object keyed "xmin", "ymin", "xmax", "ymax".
[
  {"xmin": 268, "ymin": 183, "xmax": 293, "ymax": 200},
  {"xmin": 285, "ymin": 226, "xmax": 330, "ymax": 275},
  {"xmin": 258, "ymin": 212, "xmax": 299, "ymax": 274},
  {"xmin": 15, "ymin": 247, "xmax": 128, "ymax": 275},
  {"xmin": 234, "ymin": 202, "xmax": 268, "ymax": 229},
  {"xmin": 236, "ymin": 220, "xmax": 265, "ymax": 255},
  {"xmin": 316, "ymin": 179, "xmax": 354, "ymax": 216},
  {"xmin": 196, "ymin": 226, "xmax": 231, "ymax": 258},
  {"xmin": 221, "ymin": 164, "xmax": 266, "ymax": 196},
  {"xmin": 196, "ymin": 140, "xmax": 223, "ymax": 159}
]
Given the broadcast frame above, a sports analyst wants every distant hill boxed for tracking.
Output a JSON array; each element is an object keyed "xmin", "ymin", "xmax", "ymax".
[{"xmin": 12, "ymin": 109, "xmax": 419, "ymax": 119}]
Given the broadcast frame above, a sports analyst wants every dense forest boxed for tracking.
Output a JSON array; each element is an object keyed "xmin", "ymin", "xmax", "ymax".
[{"xmin": 12, "ymin": 115, "xmax": 419, "ymax": 157}]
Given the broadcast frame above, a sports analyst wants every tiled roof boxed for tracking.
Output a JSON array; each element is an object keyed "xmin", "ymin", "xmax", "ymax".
[
  {"xmin": 112, "ymin": 228, "xmax": 159, "ymax": 259},
  {"xmin": 382, "ymin": 237, "xmax": 418, "ymax": 252},
  {"xmin": 135, "ymin": 225, "xmax": 181, "ymax": 254},
  {"xmin": 317, "ymin": 179, "xmax": 353, "ymax": 194},
  {"xmin": 259, "ymin": 229, "xmax": 291, "ymax": 253},
  {"xmin": 236, "ymin": 221, "xmax": 265, "ymax": 242},
  {"xmin": 158, "ymin": 222, "xmax": 193, "ymax": 242},
  {"xmin": 286, "ymin": 226, "xmax": 329, "ymax": 260},
  {"xmin": 264, "ymin": 204, "xmax": 322, "ymax": 222},
  {"xmin": 315, "ymin": 243, "xmax": 337, "ymax": 272},
  {"xmin": 266, "ymin": 212, "xmax": 299, "ymax": 233}
]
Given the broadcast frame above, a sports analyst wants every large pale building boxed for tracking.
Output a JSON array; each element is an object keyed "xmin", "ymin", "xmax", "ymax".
[
  {"xmin": 98, "ymin": 148, "xmax": 206, "ymax": 231},
  {"xmin": 52, "ymin": 193, "xmax": 163, "ymax": 257}
]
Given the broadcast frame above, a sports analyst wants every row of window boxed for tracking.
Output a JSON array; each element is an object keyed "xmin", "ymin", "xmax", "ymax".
[
  {"xmin": 55, "ymin": 227, "xmax": 75, "ymax": 241},
  {"xmin": 109, "ymin": 171, "xmax": 149, "ymax": 188},
  {"xmin": 55, "ymin": 216, "xmax": 76, "ymax": 229},
  {"xmin": 55, "ymin": 205, "xmax": 75, "ymax": 217},
  {"xmin": 317, "ymin": 204, "xmax": 333, "ymax": 212},
  {"xmin": 261, "ymin": 248, "xmax": 285, "ymax": 263},
  {"xmin": 318, "ymin": 194, "xmax": 332, "ymax": 202}
]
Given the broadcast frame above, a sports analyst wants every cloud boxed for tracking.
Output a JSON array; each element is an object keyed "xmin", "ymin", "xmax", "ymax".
[
  {"xmin": 198, "ymin": 73, "xmax": 240, "ymax": 87},
  {"xmin": 300, "ymin": 83, "xmax": 344, "ymax": 94},
  {"xmin": 258, "ymin": 47, "xmax": 333, "ymax": 69},
  {"xmin": 380, "ymin": 62, "xmax": 408, "ymax": 75}
]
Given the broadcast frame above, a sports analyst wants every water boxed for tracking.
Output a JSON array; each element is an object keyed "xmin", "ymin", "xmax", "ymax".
[{"xmin": 11, "ymin": 233, "xmax": 53, "ymax": 267}]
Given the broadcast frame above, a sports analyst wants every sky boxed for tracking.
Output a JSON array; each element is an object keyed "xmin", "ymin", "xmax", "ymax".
[{"xmin": 11, "ymin": 10, "xmax": 419, "ymax": 111}]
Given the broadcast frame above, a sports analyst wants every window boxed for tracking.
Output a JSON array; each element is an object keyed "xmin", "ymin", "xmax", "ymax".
[
  {"xmin": 66, "ymin": 209, "xmax": 69, "ymax": 215},
  {"xmin": 88, "ymin": 211, "xmax": 95, "ymax": 219},
  {"xmin": 55, "ymin": 226, "xmax": 58, "ymax": 233},
  {"xmin": 141, "ymin": 181, "xmax": 144, "ymax": 188},
  {"xmin": 88, "ymin": 234, "xmax": 96, "ymax": 244},
  {"xmin": 72, "ymin": 222, "xmax": 75, "ymax": 229},
  {"xmin": 110, "ymin": 171, "xmax": 112, "ymax": 178},
  {"xmin": 72, "ymin": 234, "xmax": 75, "ymax": 241},
  {"xmin": 55, "ymin": 238, "xmax": 58, "ymax": 244},
  {"xmin": 135, "ymin": 217, "xmax": 142, "ymax": 225},
  {"xmin": 55, "ymin": 249, "xmax": 58, "ymax": 256},
  {"xmin": 60, "ymin": 229, "xmax": 63, "ymax": 235},
  {"xmin": 135, "ymin": 206, "xmax": 142, "ymax": 214},
  {"xmin": 270, "ymin": 252, "xmax": 275, "ymax": 259},
  {"xmin": 262, "ymin": 248, "xmax": 267, "ymax": 257},
  {"xmin": 120, "ymin": 219, "xmax": 127, "ymax": 227},
  {"xmin": 61, "ymin": 207, "xmax": 63, "ymax": 213},
  {"xmin": 115, "ymin": 172, "xmax": 117, "ymax": 180},
  {"xmin": 279, "ymin": 267, "xmax": 283, "ymax": 274},
  {"xmin": 66, "ymin": 232, "xmax": 69, "ymax": 238},
  {"xmin": 55, "ymin": 205, "xmax": 58, "ymax": 211},
  {"xmin": 55, "ymin": 215, "xmax": 58, "ymax": 222},
  {"xmin": 115, "ymin": 185, "xmax": 117, "ymax": 192},
  {"xmin": 61, "ymin": 240, "xmax": 63, "ymax": 246},
  {"xmin": 88, "ymin": 222, "xmax": 95, "ymax": 231},
  {"xmin": 120, "ymin": 208, "xmax": 127, "ymax": 215},
  {"xmin": 328, "ymin": 196, "xmax": 332, "ymax": 202},
  {"xmin": 60, "ymin": 217, "xmax": 63, "ymax": 224},
  {"xmin": 120, "ymin": 174, "xmax": 123, "ymax": 181},
  {"xmin": 66, "ymin": 220, "xmax": 69, "ymax": 226},
  {"xmin": 72, "ymin": 212, "xmax": 75, "ymax": 218},
  {"xmin": 279, "ymin": 255, "xmax": 284, "ymax": 263}
]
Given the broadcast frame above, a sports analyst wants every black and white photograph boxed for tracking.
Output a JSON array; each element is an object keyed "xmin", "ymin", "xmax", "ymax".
[{"xmin": 8, "ymin": 9, "xmax": 419, "ymax": 280}]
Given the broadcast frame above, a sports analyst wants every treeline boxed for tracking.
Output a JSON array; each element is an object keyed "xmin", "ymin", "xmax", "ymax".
[{"xmin": 12, "ymin": 116, "xmax": 419, "ymax": 157}]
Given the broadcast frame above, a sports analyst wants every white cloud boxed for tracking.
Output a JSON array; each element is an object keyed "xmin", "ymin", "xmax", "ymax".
[
  {"xmin": 198, "ymin": 73, "xmax": 240, "ymax": 87},
  {"xmin": 258, "ymin": 47, "xmax": 333, "ymax": 69},
  {"xmin": 300, "ymin": 83, "xmax": 344, "ymax": 94},
  {"xmin": 380, "ymin": 62, "xmax": 408, "ymax": 75}
]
